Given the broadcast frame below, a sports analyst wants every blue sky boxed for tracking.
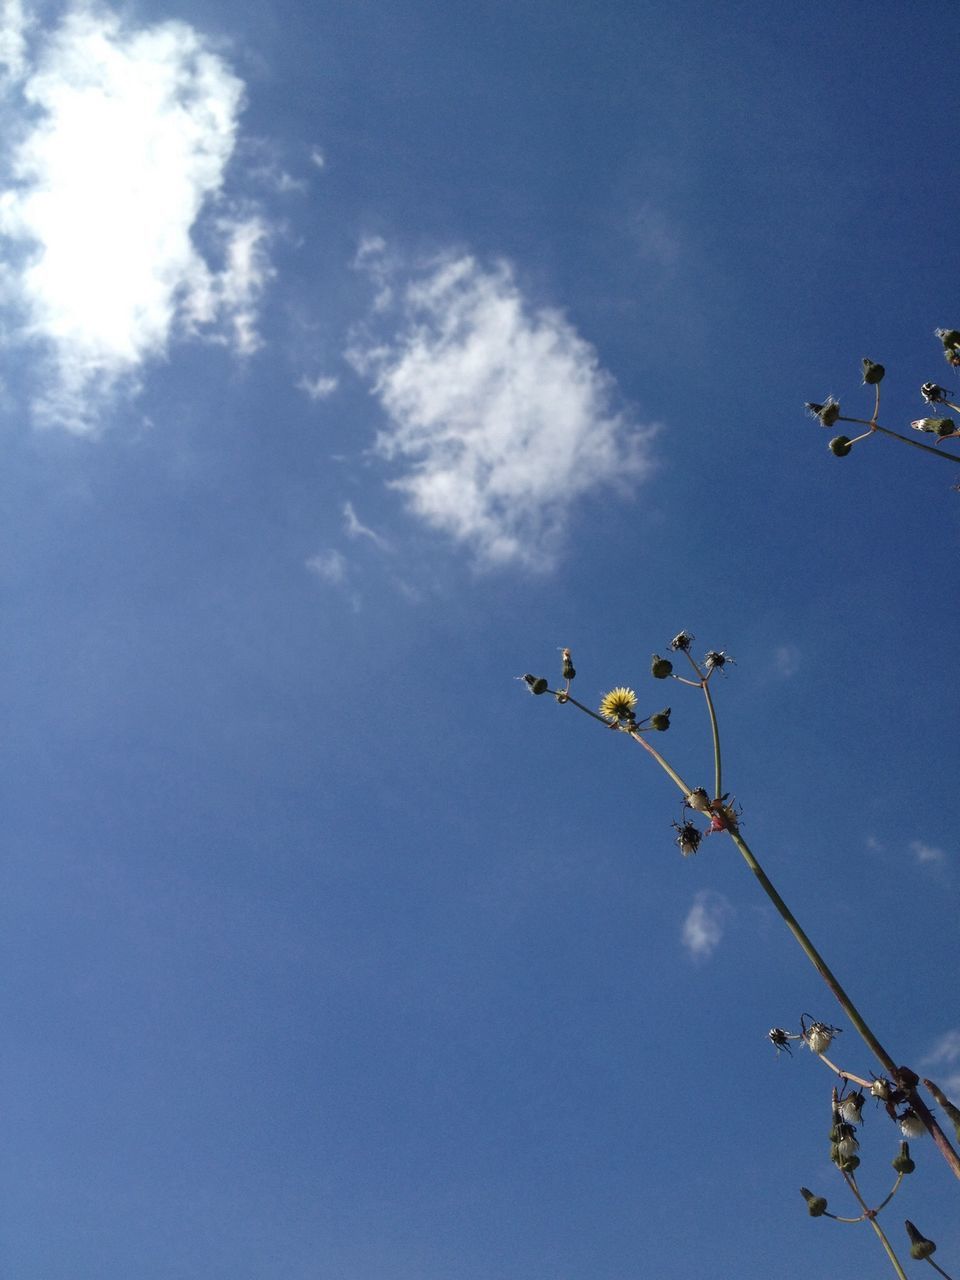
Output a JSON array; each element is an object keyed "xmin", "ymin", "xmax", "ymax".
[{"xmin": 1, "ymin": 1, "xmax": 959, "ymax": 1276}]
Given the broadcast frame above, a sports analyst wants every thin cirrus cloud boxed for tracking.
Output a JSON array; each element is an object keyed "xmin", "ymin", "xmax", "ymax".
[
  {"xmin": 921, "ymin": 1029, "xmax": 960, "ymax": 1096},
  {"xmin": 0, "ymin": 2, "xmax": 271, "ymax": 432},
  {"xmin": 681, "ymin": 890, "xmax": 731, "ymax": 960},
  {"xmin": 350, "ymin": 250, "xmax": 657, "ymax": 569}
]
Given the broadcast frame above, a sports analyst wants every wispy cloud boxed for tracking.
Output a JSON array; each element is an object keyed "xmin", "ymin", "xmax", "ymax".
[
  {"xmin": 681, "ymin": 891, "xmax": 731, "ymax": 961},
  {"xmin": 0, "ymin": 5, "xmax": 272, "ymax": 431},
  {"xmin": 773, "ymin": 645, "xmax": 801, "ymax": 678},
  {"xmin": 298, "ymin": 373, "xmax": 339, "ymax": 401},
  {"xmin": 350, "ymin": 251, "xmax": 656, "ymax": 568},
  {"xmin": 909, "ymin": 840, "xmax": 946, "ymax": 865},
  {"xmin": 343, "ymin": 501, "xmax": 390, "ymax": 551},
  {"xmin": 305, "ymin": 549, "xmax": 347, "ymax": 585},
  {"xmin": 921, "ymin": 1029, "xmax": 960, "ymax": 1097}
]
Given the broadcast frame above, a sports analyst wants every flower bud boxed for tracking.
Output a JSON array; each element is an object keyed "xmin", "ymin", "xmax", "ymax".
[
  {"xmin": 905, "ymin": 1221, "xmax": 936, "ymax": 1261},
  {"xmin": 892, "ymin": 1142, "xmax": 915, "ymax": 1175},
  {"xmin": 800, "ymin": 1188, "xmax": 828, "ymax": 1217},
  {"xmin": 650, "ymin": 654, "xmax": 673, "ymax": 679},
  {"xmin": 669, "ymin": 630, "xmax": 694, "ymax": 652},
  {"xmin": 649, "ymin": 708, "xmax": 671, "ymax": 732},
  {"xmin": 862, "ymin": 358, "xmax": 885, "ymax": 384},
  {"xmin": 923, "ymin": 1079, "xmax": 960, "ymax": 1129},
  {"xmin": 685, "ymin": 787, "xmax": 711, "ymax": 814},
  {"xmin": 521, "ymin": 674, "xmax": 549, "ymax": 695},
  {"xmin": 829, "ymin": 435, "xmax": 852, "ymax": 456},
  {"xmin": 935, "ymin": 328, "xmax": 960, "ymax": 348},
  {"xmin": 561, "ymin": 648, "xmax": 576, "ymax": 681},
  {"xmin": 911, "ymin": 416, "xmax": 955, "ymax": 436},
  {"xmin": 806, "ymin": 398, "xmax": 841, "ymax": 427}
]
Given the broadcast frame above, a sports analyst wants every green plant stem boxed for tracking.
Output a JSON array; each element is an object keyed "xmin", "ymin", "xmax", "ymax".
[
  {"xmin": 553, "ymin": 692, "xmax": 695, "ymax": 797},
  {"xmin": 728, "ymin": 826, "xmax": 960, "ymax": 1181},
  {"xmin": 701, "ymin": 680, "xmax": 722, "ymax": 801},
  {"xmin": 875, "ymin": 1172, "xmax": 904, "ymax": 1214},
  {"xmin": 838, "ymin": 415, "xmax": 960, "ymax": 463},
  {"xmin": 925, "ymin": 1256, "xmax": 957, "ymax": 1280},
  {"xmin": 842, "ymin": 1175, "xmax": 910, "ymax": 1280}
]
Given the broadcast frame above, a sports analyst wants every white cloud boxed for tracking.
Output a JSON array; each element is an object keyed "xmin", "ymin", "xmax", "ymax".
[
  {"xmin": 343, "ymin": 500, "xmax": 390, "ymax": 550},
  {"xmin": 0, "ymin": 0, "xmax": 27, "ymax": 85},
  {"xmin": 309, "ymin": 147, "xmax": 325, "ymax": 170},
  {"xmin": 350, "ymin": 253, "xmax": 656, "ymax": 568},
  {"xmin": 0, "ymin": 5, "xmax": 271, "ymax": 431},
  {"xmin": 921, "ymin": 1030, "xmax": 960, "ymax": 1097},
  {"xmin": 910, "ymin": 840, "xmax": 946, "ymax": 865},
  {"xmin": 298, "ymin": 373, "xmax": 339, "ymax": 401},
  {"xmin": 681, "ymin": 891, "xmax": 730, "ymax": 961},
  {"xmin": 305, "ymin": 549, "xmax": 347, "ymax": 584}
]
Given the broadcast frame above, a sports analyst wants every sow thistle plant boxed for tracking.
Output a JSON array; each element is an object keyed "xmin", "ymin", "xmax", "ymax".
[
  {"xmin": 806, "ymin": 329, "xmax": 960, "ymax": 471},
  {"xmin": 519, "ymin": 637, "xmax": 960, "ymax": 1278}
]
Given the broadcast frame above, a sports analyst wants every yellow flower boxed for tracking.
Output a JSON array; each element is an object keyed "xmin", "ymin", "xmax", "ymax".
[{"xmin": 599, "ymin": 686, "xmax": 638, "ymax": 721}]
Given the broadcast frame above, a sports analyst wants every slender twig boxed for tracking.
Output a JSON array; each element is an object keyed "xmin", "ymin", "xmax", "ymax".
[
  {"xmin": 874, "ymin": 1172, "xmax": 905, "ymax": 1215},
  {"xmin": 841, "ymin": 1174, "xmax": 910, "ymax": 1280},
  {"xmin": 925, "ymin": 1256, "xmax": 957, "ymax": 1280},
  {"xmin": 815, "ymin": 1052, "xmax": 874, "ymax": 1090},
  {"xmin": 837, "ymin": 415, "xmax": 960, "ymax": 462}
]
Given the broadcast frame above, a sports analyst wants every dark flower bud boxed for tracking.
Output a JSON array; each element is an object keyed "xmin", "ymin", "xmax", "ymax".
[
  {"xmin": 800, "ymin": 1187, "xmax": 828, "ymax": 1217},
  {"xmin": 923, "ymin": 1078, "xmax": 960, "ymax": 1129},
  {"xmin": 521, "ymin": 674, "xmax": 549, "ymax": 695},
  {"xmin": 892, "ymin": 1142, "xmax": 915, "ymax": 1175},
  {"xmin": 829, "ymin": 435, "xmax": 852, "ymax": 456},
  {"xmin": 649, "ymin": 708, "xmax": 671, "ymax": 732},
  {"xmin": 862, "ymin": 358, "xmax": 885, "ymax": 384},
  {"xmin": 560, "ymin": 648, "xmax": 576, "ymax": 681},
  {"xmin": 650, "ymin": 654, "xmax": 673, "ymax": 679},
  {"xmin": 669, "ymin": 630, "xmax": 694, "ymax": 652},
  {"xmin": 806, "ymin": 398, "xmax": 841, "ymax": 426},
  {"xmin": 905, "ymin": 1221, "xmax": 936, "ymax": 1261}
]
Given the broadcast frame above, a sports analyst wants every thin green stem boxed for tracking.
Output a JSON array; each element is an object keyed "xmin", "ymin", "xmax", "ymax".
[
  {"xmin": 728, "ymin": 826, "xmax": 960, "ymax": 1181},
  {"xmin": 841, "ymin": 1174, "xmax": 910, "ymax": 1280},
  {"xmin": 925, "ymin": 1256, "xmax": 957, "ymax": 1280},
  {"xmin": 554, "ymin": 692, "xmax": 695, "ymax": 798},
  {"xmin": 837, "ymin": 415, "xmax": 960, "ymax": 463},
  {"xmin": 701, "ymin": 679, "xmax": 722, "ymax": 801},
  {"xmin": 874, "ymin": 1172, "xmax": 904, "ymax": 1215}
]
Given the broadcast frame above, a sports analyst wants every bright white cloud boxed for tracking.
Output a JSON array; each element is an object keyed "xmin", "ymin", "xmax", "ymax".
[
  {"xmin": 305, "ymin": 549, "xmax": 347, "ymax": 585},
  {"xmin": 909, "ymin": 840, "xmax": 946, "ymax": 865},
  {"xmin": 681, "ymin": 891, "xmax": 730, "ymax": 960},
  {"xmin": 351, "ymin": 253, "xmax": 655, "ymax": 568},
  {"xmin": 0, "ymin": 5, "xmax": 271, "ymax": 431}
]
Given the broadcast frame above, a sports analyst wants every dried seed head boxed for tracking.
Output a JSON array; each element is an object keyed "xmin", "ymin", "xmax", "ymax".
[
  {"xmin": 838, "ymin": 1093, "xmax": 865, "ymax": 1126},
  {"xmin": 806, "ymin": 397, "xmax": 841, "ymax": 427},
  {"xmin": 911, "ymin": 416, "xmax": 956, "ymax": 436},
  {"xmin": 704, "ymin": 650, "xmax": 734, "ymax": 671},
  {"xmin": 921, "ymin": 381, "xmax": 949, "ymax": 404},
  {"xmin": 899, "ymin": 1109, "xmax": 925, "ymax": 1140},
  {"xmin": 804, "ymin": 1021, "xmax": 838, "ymax": 1054},
  {"xmin": 870, "ymin": 1078, "xmax": 892, "ymax": 1102},
  {"xmin": 673, "ymin": 821, "xmax": 702, "ymax": 857},
  {"xmin": 669, "ymin": 630, "xmax": 694, "ymax": 652},
  {"xmin": 685, "ymin": 787, "xmax": 711, "ymax": 814},
  {"xmin": 560, "ymin": 648, "xmax": 576, "ymax": 681}
]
